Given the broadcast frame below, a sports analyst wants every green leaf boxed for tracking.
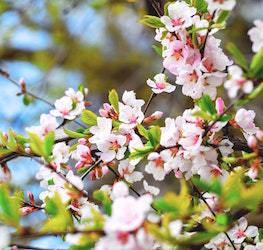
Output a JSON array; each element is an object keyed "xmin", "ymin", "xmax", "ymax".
[
  {"xmin": 64, "ymin": 128, "xmax": 90, "ymax": 139},
  {"xmin": 235, "ymin": 98, "xmax": 249, "ymax": 106},
  {"xmin": 216, "ymin": 213, "xmax": 228, "ymax": 226},
  {"xmin": 219, "ymin": 115, "xmax": 232, "ymax": 122},
  {"xmin": 148, "ymin": 126, "xmax": 161, "ymax": 149},
  {"xmin": 139, "ymin": 15, "xmax": 165, "ymax": 29},
  {"xmin": 226, "ymin": 42, "xmax": 249, "ymax": 71},
  {"xmin": 42, "ymin": 192, "xmax": 73, "ymax": 232},
  {"xmin": 216, "ymin": 10, "xmax": 231, "ymax": 24},
  {"xmin": 93, "ymin": 190, "xmax": 112, "ymax": 216},
  {"xmin": 81, "ymin": 110, "xmax": 98, "ymax": 126},
  {"xmin": 194, "ymin": 0, "xmax": 208, "ymax": 14},
  {"xmin": 137, "ymin": 124, "xmax": 149, "ymax": 140},
  {"xmin": 44, "ymin": 132, "xmax": 55, "ymax": 157},
  {"xmin": 129, "ymin": 145, "xmax": 154, "ymax": 160},
  {"xmin": 28, "ymin": 132, "xmax": 45, "ymax": 157},
  {"xmin": 259, "ymin": 228, "xmax": 263, "ymax": 242},
  {"xmin": 0, "ymin": 183, "xmax": 21, "ymax": 228},
  {"xmin": 108, "ymin": 89, "xmax": 119, "ymax": 113},
  {"xmin": 248, "ymin": 82, "xmax": 263, "ymax": 99},
  {"xmin": 192, "ymin": 110, "xmax": 211, "ymax": 121},
  {"xmin": 198, "ymin": 94, "xmax": 216, "ymax": 115},
  {"xmin": 152, "ymin": 45, "xmax": 162, "ymax": 56},
  {"xmin": 249, "ymin": 50, "xmax": 263, "ymax": 78},
  {"xmin": 23, "ymin": 94, "xmax": 31, "ymax": 106},
  {"xmin": 185, "ymin": 231, "xmax": 218, "ymax": 245}
]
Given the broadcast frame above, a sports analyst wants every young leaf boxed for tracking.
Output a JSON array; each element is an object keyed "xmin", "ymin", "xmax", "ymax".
[
  {"xmin": 42, "ymin": 192, "xmax": 73, "ymax": 232},
  {"xmin": 198, "ymin": 94, "xmax": 216, "ymax": 115},
  {"xmin": 226, "ymin": 42, "xmax": 249, "ymax": 71},
  {"xmin": 137, "ymin": 124, "xmax": 149, "ymax": 140},
  {"xmin": 93, "ymin": 190, "xmax": 112, "ymax": 216},
  {"xmin": 64, "ymin": 128, "xmax": 90, "ymax": 138},
  {"xmin": 152, "ymin": 45, "xmax": 162, "ymax": 56},
  {"xmin": 216, "ymin": 10, "xmax": 231, "ymax": 24},
  {"xmin": 108, "ymin": 89, "xmax": 119, "ymax": 113},
  {"xmin": 28, "ymin": 132, "xmax": 45, "ymax": 157},
  {"xmin": 81, "ymin": 110, "xmax": 98, "ymax": 126},
  {"xmin": 194, "ymin": 0, "xmax": 208, "ymax": 14},
  {"xmin": 139, "ymin": 15, "xmax": 165, "ymax": 29},
  {"xmin": 148, "ymin": 126, "xmax": 161, "ymax": 149},
  {"xmin": 44, "ymin": 132, "xmax": 55, "ymax": 157},
  {"xmin": 249, "ymin": 50, "xmax": 263, "ymax": 78}
]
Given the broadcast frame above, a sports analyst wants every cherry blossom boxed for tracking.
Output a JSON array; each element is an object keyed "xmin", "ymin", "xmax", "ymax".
[
  {"xmin": 228, "ymin": 217, "xmax": 258, "ymax": 244},
  {"xmin": 143, "ymin": 180, "xmax": 160, "ymax": 196},
  {"xmin": 72, "ymin": 144, "xmax": 93, "ymax": 169},
  {"xmin": 248, "ymin": 19, "xmax": 263, "ymax": 53},
  {"xmin": 206, "ymin": 0, "xmax": 236, "ymax": 12},
  {"xmin": 224, "ymin": 65, "xmax": 253, "ymax": 98},
  {"xmin": 160, "ymin": 1, "xmax": 196, "ymax": 32},
  {"xmin": 235, "ymin": 108, "xmax": 258, "ymax": 135},
  {"xmin": 89, "ymin": 117, "xmax": 112, "ymax": 144},
  {"xmin": 97, "ymin": 134, "xmax": 127, "ymax": 162},
  {"xmin": 118, "ymin": 159, "xmax": 143, "ymax": 183},
  {"xmin": 146, "ymin": 73, "xmax": 176, "ymax": 94},
  {"xmin": 204, "ymin": 233, "xmax": 233, "ymax": 250},
  {"xmin": 104, "ymin": 192, "xmax": 152, "ymax": 233},
  {"xmin": 0, "ymin": 226, "xmax": 10, "ymax": 249},
  {"xmin": 145, "ymin": 152, "xmax": 166, "ymax": 181}
]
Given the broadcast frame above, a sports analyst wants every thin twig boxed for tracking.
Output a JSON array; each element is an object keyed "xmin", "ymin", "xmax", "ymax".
[
  {"xmin": 80, "ymin": 159, "xmax": 102, "ymax": 180},
  {"xmin": 192, "ymin": 181, "xmax": 237, "ymax": 250},
  {"xmin": 148, "ymin": 0, "xmax": 163, "ymax": 17}
]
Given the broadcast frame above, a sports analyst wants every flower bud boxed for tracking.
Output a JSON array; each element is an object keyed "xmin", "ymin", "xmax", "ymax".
[
  {"xmin": 256, "ymin": 130, "xmax": 263, "ymax": 141},
  {"xmin": 78, "ymin": 138, "xmax": 86, "ymax": 145},
  {"xmin": 215, "ymin": 97, "xmax": 224, "ymax": 114},
  {"xmin": 25, "ymin": 147, "xmax": 31, "ymax": 154},
  {"xmin": 247, "ymin": 135, "xmax": 257, "ymax": 148}
]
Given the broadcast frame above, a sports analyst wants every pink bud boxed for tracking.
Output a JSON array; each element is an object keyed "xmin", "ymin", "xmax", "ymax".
[
  {"xmin": 27, "ymin": 191, "xmax": 35, "ymax": 205},
  {"xmin": 103, "ymin": 103, "xmax": 112, "ymax": 112},
  {"xmin": 256, "ymin": 130, "xmax": 263, "ymax": 141},
  {"xmin": 75, "ymin": 161, "xmax": 83, "ymax": 169},
  {"xmin": 78, "ymin": 138, "xmax": 86, "ymax": 145},
  {"xmin": 3, "ymin": 132, "xmax": 8, "ymax": 140},
  {"xmin": 247, "ymin": 135, "xmax": 257, "ymax": 148},
  {"xmin": 25, "ymin": 147, "xmax": 31, "ymax": 154},
  {"xmin": 152, "ymin": 111, "xmax": 163, "ymax": 119},
  {"xmin": 19, "ymin": 77, "xmax": 25, "ymax": 86},
  {"xmin": 102, "ymin": 166, "xmax": 109, "ymax": 175},
  {"xmin": 19, "ymin": 206, "xmax": 34, "ymax": 216},
  {"xmin": 215, "ymin": 97, "xmax": 224, "ymax": 114},
  {"xmin": 174, "ymin": 170, "xmax": 182, "ymax": 179},
  {"xmin": 99, "ymin": 109, "xmax": 108, "ymax": 117},
  {"xmin": 84, "ymin": 88, "xmax": 89, "ymax": 96}
]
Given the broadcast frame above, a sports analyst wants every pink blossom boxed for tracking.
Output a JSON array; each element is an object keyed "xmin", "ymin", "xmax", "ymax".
[
  {"xmin": 160, "ymin": 1, "xmax": 196, "ymax": 32},
  {"xmin": 118, "ymin": 159, "xmax": 143, "ymax": 183},
  {"xmin": 97, "ymin": 134, "xmax": 127, "ymax": 162},
  {"xmin": 248, "ymin": 19, "xmax": 263, "ymax": 53},
  {"xmin": 104, "ymin": 193, "xmax": 152, "ymax": 233},
  {"xmin": 235, "ymin": 108, "xmax": 258, "ymax": 135},
  {"xmin": 202, "ymin": 36, "xmax": 232, "ymax": 73},
  {"xmin": 143, "ymin": 180, "xmax": 160, "ymax": 196},
  {"xmin": 145, "ymin": 152, "xmax": 166, "ymax": 181},
  {"xmin": 89, "ymin": 117, "xmax": 112, "ymax": 144},
  {"xmin": 112, "ymin": 181, "xmax": 129, "ymax": 199},
  {"xmin": 224, "ymin": 65, "xmax": 253, "ymax": 98},
  {"xmin": 228, "ymin": 217, "xmax": 258, "ymax": 244},
  {"xmin": 146, "ymin": 73, "xmax": 176, "ymax": 94},
  {"xmin": 73, "ymin": 145, "xmax": 93, "ymax": 169},
  {"xmin": 160, "ymin": 118, "xmax": 180, "ymax": 147},
  {"xmin": 122, "ymin": 90, "xmax": 145, "ymax": 108},
  {"xmin": 206, "ymin": 0, "xmax": 236, "ymax": 12}
]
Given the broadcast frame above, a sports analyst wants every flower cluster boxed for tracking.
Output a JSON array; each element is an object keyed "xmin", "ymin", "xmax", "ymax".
[{"xmin": 1, "ymin": 1, "xmax": 263, "ymax": 250}]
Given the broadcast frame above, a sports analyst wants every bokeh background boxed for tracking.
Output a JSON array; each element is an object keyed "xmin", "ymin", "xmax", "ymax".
[{"xmin": 0, "ymin": 0, "xmax": 262, "ymax": 248}]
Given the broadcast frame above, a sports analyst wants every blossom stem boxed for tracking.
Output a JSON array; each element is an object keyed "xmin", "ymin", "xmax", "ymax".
[
  {"xmin": 80, "ymin": 159, "xmax": 102, "ymax": 180},
  {"xmin": 204, "ymin": 91, "xmax": 244, "ymax": 136},
  {"xmin": 143, "ymin": 92, "xmax": 157, "ymax": 115},
  {"xmin": 192, "ymin": 181, "xmax": 237, "ymax": 250}
]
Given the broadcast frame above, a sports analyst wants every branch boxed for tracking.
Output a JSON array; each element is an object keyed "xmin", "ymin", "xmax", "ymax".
[{"xmin": 148, "ymin": 0, "xmax": 164, "ymax": 17}]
